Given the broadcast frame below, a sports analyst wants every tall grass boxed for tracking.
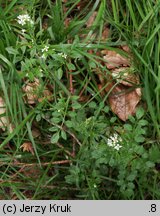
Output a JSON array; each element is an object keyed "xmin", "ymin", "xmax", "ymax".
[{"xmin": 106, "ymin": 0, "xmax": 160, "ymax": 137}]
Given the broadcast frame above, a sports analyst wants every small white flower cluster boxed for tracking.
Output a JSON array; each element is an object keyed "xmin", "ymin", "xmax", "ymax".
[
  {"xmin": 42, "ymin": 45, "xmax": 49, "ymax": 53},
  {"xmin": 17, "ymin": 14, "xmax": 34, "ymax": 26},
  {"xmin": 58, "ymin": 53, "xmax": 67, "ymax": 59},
  {"xmin": 21, "ymin": 29, "xmax": 26, "ymax": 34},
  {"xmin": 107, "ymin": 133, "xmax": 122, "ymax": 151},
  {"xmin": 41, "ymin": 45, "xmax": 50, "ymax": 59}
]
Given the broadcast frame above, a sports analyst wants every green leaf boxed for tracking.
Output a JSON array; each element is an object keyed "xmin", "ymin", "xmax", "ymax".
[
  {"xmin": 65, "ymin": 120, "xmax": 73, "ymax": 128},
  {"xmin": 146, "ymin": 161, "xmax": 155, "ymax": 168},
  {"xmin": 36, "ymin": 114, "xmax": 41, "ymax": 122},
  {"xmin": 142, "ymin": 152, "xmax": 148, "ymax": 159},
  {"xmin": 70, "ymin": 50, "xmax": 82, "ymax": 59},
  {"xmin": 125, "ymin": 188, "xmax": 134, "ymax": 197},
  {"xmin": 89, "ymin": 61, "xmax": 97, "ymax": 68},
  {"xmin": 57, "ymin": 68, "xmax": 63, "ymax": 80},
  {"xmin": 134, "ymin": 135, "xmax": 145, "ymax": 143},
  {"xmin": 128, "ymin": 115, "xmax": 135, "ymax": 123},
  {"xmin": 127, "ymin": 173, "xmax": 137, "ymax": 181},
  {"xmin": 149, "ymin": 145, "xmax": 160, "ymax": 162},
  {"xmin": 103, "ymin": 106, "xmax": 110, "ymax": 113},
  {"xmin": 49, "ymin": 127, "xmax": 58, "ymax": 132},
  {"xmin": 136, "ymin": 107, "xmax": 145, "ymax": 119},
  {"xmin": 134, "ymin": 145, "xmax": 145, "ymax": 155},
  {"xmin": 138, "ymin": 119, "xmax": 148, "ymax": 126},
  {"xmin": 71, "ymin": 95, "xmax": 79, "ymax": 101},
  {"xmin": 88, "ymin": 101, "xmax": 97, "ymax": 109},
  {"xmin": 68, "ymin": 111, "xmax": 77, "ymax": 118},
  {"xmin": 51, "ymin": 132, "xmax": 60, "ymax": 143},
  {"xmin": 109, "ymin": 158, "xmax": 115, "ymax": 167},
  {"xmin": 51, "ymin": 117, "xmax": 61, "ymax": 124},
  {"xmin": 110, "ymin": 117, "xmax": 117, "ymax": 123},
  {"xmin": 5, "ymin": 46, "xmax": 19, "ymax": 55},
  {"xmin": 72, "ymin": 102, "xmax": 81, "ymax": 109},
  {"xmin": 127, "ymin": 182, "xmax": 135, "ymax": 189},
  {"xmin": 124, "ymin": 124, "xmax": 132, "ymax": 131},
  {"xmin": 67, "ymin": 63, "xmax": 76, "ymax": 70},
  {"xmin": 61, "ymin": 130, "xmax": 67, "ymax": 140}
]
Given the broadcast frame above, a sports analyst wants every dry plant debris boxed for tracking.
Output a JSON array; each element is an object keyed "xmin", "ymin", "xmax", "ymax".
[
  {"xmin": 82, "ymin": 9, "xmax": 141, "ymax": 121},
  {"xmin": 109, "ymin": 85, "xmax": 141, "ymax": 121},
  {"xmin": 102, "ymin": 50, "xmax": 130, "ymax": 69},
  {"xmin": 20, "ymin": 142, "xmax": 34, "ymax": 155},
  {"xmin": 22, "ymin": 78, "xmax": 53, "ymax": 104},
  {"xmin": 101, "ymin": 47, "xmax": 141, "ymax": 121},
  {"xmin": 0, "ymin": 97, "xmax": 13, "ymax": 132}
]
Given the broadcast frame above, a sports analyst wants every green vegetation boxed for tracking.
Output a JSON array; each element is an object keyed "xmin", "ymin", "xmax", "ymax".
[{"xmin": 0, "ymin": 0, "xmax": 160, "ymax": 199}]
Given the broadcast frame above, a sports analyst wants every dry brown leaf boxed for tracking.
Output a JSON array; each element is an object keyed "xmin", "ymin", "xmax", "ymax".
[
  {"xmin": 101, "ymin": 27, "xmax": 110, "ymax": 41},
  {"xmin": 111, "ymin": 67, "xmax": 140, "ymax": 87},
  {"xmin": 23, "ymin": 78, "xmax": 53, "ymax": 104},
  {"xmin": 22, "ymin": 166, "xmax": 42, "ymax": 179},
  {"xmin": 0, "ymin": 97, "xmax": 8, "ymax": 131},
  {"xmin": 98, "ymin": 45, "xmax": 141, "ymax": 121},
  {"xmin": 38, "ymin": 88, "xmax": 53, "ymax": 102},
  {"xmin": 20, "ymin": 142, "xmax": 34, "ymax": 155},
  {"xmin": 42, "ymin": 18, "xmax": 49, "ymax": 30},
  {"xmin": 86, "ymin": 12, "xmax": 97, "ymax": 27},
  {"xmin": 32, "ymin": 128, "xmax": 41, "ymax": 138},
  {"xmin": 102, "ymin": 50, "xmax": 130, "ymax": 69},
  {"xmin": 0, "ymin": 97, "xmax": 13, "ymax": 132},
  {"xmin": 122, "ymin": 45, "xmax": 130, "ymax": 53},
  {"xmin": 22, "ymin": 79, "xmax": 39, "ymax": 104},
  {"xmin": 109, "ymin": 85, "xmax": 141, "ymax": 121}
]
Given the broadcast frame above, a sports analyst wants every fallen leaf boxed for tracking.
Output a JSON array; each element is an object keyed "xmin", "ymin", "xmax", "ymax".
[
  {"xmin": 0, "ymin": 97, "xmax": 8, "ymax": 131},
  {"xmin": 86, "ymin": 12, "xmax": 97, "ymax": 27},
  {"xmin": 22, "ymin": 79, "xmax": 39, "ymax": 104},
  {"xmin": 0, "ymin": 97, "xmax": 13, "ymax": 132},
  {"xmin": 42, "ymin": 17, "xmax": 49, "ymax": 30},
  {"xmin": 109, "ymin": 85, "xmax": 141, "ymax": 121},
  {"xmin": 20, "ymin": 142, "xmax": 34, "ymax": 155},
  {"xmin": 102, "ymin": 50, "xmax": 130, "ymax": 69},
  {"xmin": 21, "ymin": 165, "xmax": 42, "ymax": 179},
  {"xmin": 22, "ymin": 78, "xmax": 53, "ymax": 104},
  {"xmin": 98, "ymin": 45, "xmax": 141, "ymax": 121},
  {"xmin": 111, "ymin": 67, "xmax": 140, "ymax": 87},
  {"xmin": 121, "ymin": 45, "xmax": 130, "ymax": 53},
  {"xmin": 101, "ymin": 27, "xmax": 110, "ymax": 41},
  {"xmin": 78, "ymin": 95, "xmax": 90, "ymax": 103},
  {"xmin": 32, "ymin": 128, "xmax": 41, "ymax": 138}
]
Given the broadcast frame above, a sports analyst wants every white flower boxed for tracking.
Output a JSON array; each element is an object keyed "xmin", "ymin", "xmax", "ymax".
[
  {"xmin": 62, "ymin": 53, "xmax": 67, "ymax": 59},
  {"xmin": 58, "ymin": 52, "xmax": 67, "ymax": 59},
  {"xmin": 107, "ymin": 133, "xmax": 122, "ymax": 151},
  {"xmin": 41, "ymin": 54, "xmax": 46, "ymax": 59},
  {"xmin": 114, "ymin": 144, "xmax": 122, "ymax": 151},
  {"xmin": 21, "ymin": 29, "xmax": 26, "ymax": 34},
  {"xmin": 42, "ymin": 45, "xmax": 49, "ymax": 53},
  {"xmin": 39, "ymin": 68, "xmax": 43, "ymax": 77},
  {"xmin": 107, "ymin": 139, "xmax": 113, "ymax": 147},
  {"xmin": 17, "ymin": 14, "xmax": 33, "ymax": 26},
  {"xmin": 30, "ymin": 20, "xmax": 34, "ymax": 25}
]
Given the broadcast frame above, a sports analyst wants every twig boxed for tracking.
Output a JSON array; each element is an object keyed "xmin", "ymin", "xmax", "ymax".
[
  {"xmin": 0, "ymin": 160, "xmax": 71, "ymax": 167},
  {"xmin": 56, "ymin": 142, "xmax": 73, "ymax": 157}
]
